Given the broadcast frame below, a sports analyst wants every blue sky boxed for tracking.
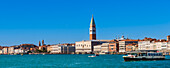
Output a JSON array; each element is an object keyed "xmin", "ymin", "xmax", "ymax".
[{"xmin": 0, "ymin": 0, "xmax": 170, "ymax": 46}]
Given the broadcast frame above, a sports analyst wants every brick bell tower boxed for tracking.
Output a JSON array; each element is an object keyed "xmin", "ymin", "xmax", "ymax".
[{"xmin": 89, "ymin": 14, "xmax": 96, "ymax": 40}]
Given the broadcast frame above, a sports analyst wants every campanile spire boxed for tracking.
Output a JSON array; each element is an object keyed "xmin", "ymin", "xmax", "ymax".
[{"xmin": 89, "ymin": 14, "xmax": 96, "ymax": 40}]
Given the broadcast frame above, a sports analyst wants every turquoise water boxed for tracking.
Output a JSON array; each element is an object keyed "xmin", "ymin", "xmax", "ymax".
[{"xmin": 0, "ymin": 54, "xmax": 170, "ymax": 68}]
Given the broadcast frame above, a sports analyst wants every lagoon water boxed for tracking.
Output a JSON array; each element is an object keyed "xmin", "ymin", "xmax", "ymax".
[{"xmin": 0, "ymin": 54, "xmax": 170, "ymax": 68}]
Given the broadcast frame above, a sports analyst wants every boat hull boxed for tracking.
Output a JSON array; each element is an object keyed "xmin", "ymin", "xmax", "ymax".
[{"xmin": 124, "ymin": 57, "xmax": 165, "ymax": 61}]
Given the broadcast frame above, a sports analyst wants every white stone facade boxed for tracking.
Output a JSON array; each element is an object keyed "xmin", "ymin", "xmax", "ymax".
[
  {"xmin": 138, "ymin": 41, "xmax": 168, "ymax": 51},
  {"xmin": 119, "ymin": 40, "xmax": 138, "ymax": 52},
  {"xmin": 138, "ymin": 41, "xmax": 151, "ymax": 50},
  {"xmin": 8, "ymin": 47, "xmax": 14, "ymax": 54},
  {"xmin": 50, "ymin": 45, "xmax": 62, "ymax": 53},
  {"xmin": 75, "ymin": 41, "xmax": 92, "ymax": 53},
  {"xmin": 119, "ymin": 41, "xmax": 125, "ymax": 52},
  {"xmin": 93, "ymin": 43, "xmax": 109, "ymax": 53}
]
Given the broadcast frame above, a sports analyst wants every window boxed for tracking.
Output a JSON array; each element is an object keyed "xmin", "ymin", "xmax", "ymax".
[
  {"xmin": 110, "ymin": 45, "xmax": 114, "ymax": 46},
  {"xmin": 111, "ymin": 48, "xmax": 113, "ymax": 50}
]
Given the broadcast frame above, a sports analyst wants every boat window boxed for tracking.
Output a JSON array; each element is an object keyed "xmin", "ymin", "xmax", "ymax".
[
  {"xmin": 160, "ymin": 53, "xmax": 162, "ymax": 56},
  {"xmin": 148, "ymin": 53, "xmax": 150, "ymax": 56},
  {"xmin": 158, "ymin": 53, "xmax": 162, "ymax": 56},
  {"xmin": 142, "ymin": 53, "xmax": 147, "ymax": 56},
  {"xmin": 149, "ymin": 53, "xmax": 153, "ymax": 56},
  {"xmin": 157, "ymin": 53, "xmax": 160, "ymax": 56},
  {"xmin": 110, "ymin": 45, "xmax": 114, "ymax": 46},
  {"xmin": 153, "ymin": 53, "xmax": 155, "ymax": 56},
  {"xmin": 148, "ymin": 53, "xmax": 163, "ymax": 56}
]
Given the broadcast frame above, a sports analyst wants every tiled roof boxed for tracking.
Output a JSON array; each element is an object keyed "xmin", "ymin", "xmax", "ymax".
[{"xmin": 121, "ymin": 39, "xmax": 139, "ymax": 41}]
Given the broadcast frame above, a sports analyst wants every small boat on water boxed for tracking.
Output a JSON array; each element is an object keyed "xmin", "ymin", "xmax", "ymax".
[
  {"xmin": 123, "ymin": 51, "xmax": 165, "ymax": 61},
  {"xmin": 95, "ymin": 54, "xmax": 99, "ymax": 56},
  {"xmin": 88, "ymin": 54, "xmax": 99, "ymax": 57},
  {"xmin": 88, "ymin": 55, "xmax": 96, "ymax": 57}
]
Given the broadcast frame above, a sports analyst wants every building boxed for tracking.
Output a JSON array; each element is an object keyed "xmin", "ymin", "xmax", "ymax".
[
  {"xmin": 19, "ymin": 48, "xmax": 28, "ymax": 53},
  {"xmin": 30, "ymin": 47, "xmax": 39, "ymax": 53},
  {"xmin": 142, "ymin": 37, "xmax": 156, "ymax": 41},
  {"xmin": 0, "ymin": 47, "xmax": 3, "ymax": 54},
  {"xmin": 139, "ymin": 41, "xmax": 167, "ymax": 50},
  {"xmin": 14, "ymin": 48, "xmax": 28, "ymax": 54},
  {"xmin": 138, "ymin": 40, "xmax": 169, "ymax": 51},
  {"xmin": 14, "ymin": 49, "xmax": 19, "ymax": 54},
  {"xmin": 93, "ymin": 43, "xmax": 109, "ymax": 54},
  {"xmin": 14, "ymin": 48, "xmax": 27, "ymax": 54},
  {"xmin": 138, "ymin": 41, "xmax": 158, "ymax": 50},
  {"xmin": 155, "ymin": 42, "xmax": 167, "ymax": 50},
  {"xmin": 76, "ymin": 40, "xmax": 94, "ymax": 53},
  {"xmin": 42, "ymin": 40, "xmax": 44, "ymax": 45},
  {"xmin": 138, "ymin": 41, "xmax": 151, "ymax": 50},
  {"xmin": 75, "ymin": 40, "xmax": 108, "ymax": 53},
  {"xmin": 47, "ymin": 45, "xmax": 51, "ymax": 52},
  {"xmin": 116, "ymin": 35, "xmax": 126, "ymax": 41},
  {"xmin": 20, "ymin": 44, "xmax": 37, "ymax": 52},
  {"xmin": 2, "ymin": 47, "xmax": 8, "ymax": 54},
  {"xmin": 10, "ymin": 44, "xmax": 36, "ymax": 54},
  {"xmin": 60, "ymin": 43, "xmax": 75, "ymax": 47},
  {"xmin": 8, "ymin": 46, "xmax": 15, "ymax": 54},
  {"xmin": 93, "ymin": 45, "xmax": 101, "ymax": 53},
  {"xmin": 89, "ymin": 15, "xmax": 96, "ymax": 40},
  {"xmin": 50, "ymin": 45, "xmax": 61, "ymax": 53},
  {"xmin": 8, "ymin": 46, "xmax": 20, "ymax": 54},
  {"xmin": 126, "ymin": 43, "xmax": 138, "ymax": 52},
  {"xmin": 49, "ymin": 45, "xmax": 75, "ymax": 54},
  {"xmin": 93, "ymin": 42, "xmax": 119, "ymax": 54},
  {"xmin": 109, "ymin": 42, "xmax": 119, "ymax": 53},
  {"xmin": 100, "ymin": 43, "xmax": 109, "ymax": 53},
  {"xmin": 0, "ymin": 50, "xmax": 2, "ymax": 54},
  {"xmin": 167, "ymin": 35, "xmax": 170, "ymax": 41},
  {"xmin": 39, "ymin": 45, "xmax": 47, "ymax": 51},
  {"xmin": 61, "ymin": 46, "xmax": 75, "ymax": 54},
  {"xmin": 119, "ymin": 39, "xmax": 138, "ymax": 52},
  {"xmin": 39, "ymin": 41, "xmax": 41, "ymax": 46}
]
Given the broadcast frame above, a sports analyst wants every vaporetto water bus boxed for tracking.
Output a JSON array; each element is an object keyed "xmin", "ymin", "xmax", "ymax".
[{"xmin": 123, "ymin": 50, "xmax": 165, "ymax": 61}]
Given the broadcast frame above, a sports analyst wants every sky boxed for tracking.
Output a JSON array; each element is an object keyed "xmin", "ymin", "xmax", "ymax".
[{"xmin": 0, "ymin": 0, "xmax": 170, "ymax": 46}]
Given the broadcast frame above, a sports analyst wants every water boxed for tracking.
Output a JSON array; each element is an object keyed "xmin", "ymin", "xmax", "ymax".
[{"xmin": 0, "ymin": 54, "xmax": 170, "ymax": 68}]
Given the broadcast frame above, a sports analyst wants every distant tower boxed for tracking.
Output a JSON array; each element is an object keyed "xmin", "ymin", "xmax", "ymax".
[
  {"xmin": 167, "ymin": 35, "xmax": 170, "ymax": 41},
  {"xmin": 122, "ymin": 35, "xmax": 124, "ymax": 39},
  {"xmin": 89, "ymin": 14, "xmax": 96, "ymax": 40},
  {"xmin": 39, "ymin": 41, "xmax": 41, "ymax": 46},
  {"xmin": 42, "ymin": 40, "xmax": 44, "ymax": 46}
]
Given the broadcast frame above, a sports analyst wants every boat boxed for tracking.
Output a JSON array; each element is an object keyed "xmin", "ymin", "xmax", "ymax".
[
  {"xmin": 123, "ymin": 52, "xmax": 165, "ymax": 61},
  {"xmin": 88, "ymin": 55, "xmax": 96, "ymax": 57},
  {"xmin": 95, "ymin": 54, "xmax": 99, "ymax": 56}
]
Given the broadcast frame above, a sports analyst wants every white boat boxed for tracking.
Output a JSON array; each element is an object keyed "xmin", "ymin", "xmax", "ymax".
[
  {"xmin": 88, "ymin": 55, "xmax": 96, "ymax": 57},
  {"xmin": 123, "ymin": 52, "xmax": 165, "ymax": 61}
]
